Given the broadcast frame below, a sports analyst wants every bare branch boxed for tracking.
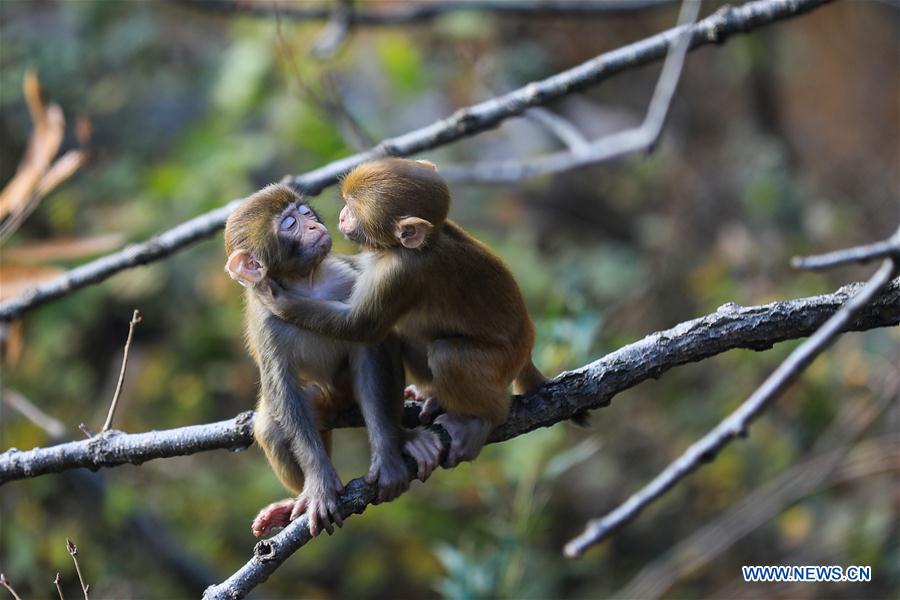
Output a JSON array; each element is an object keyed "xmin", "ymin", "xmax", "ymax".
[
  {"xmin": 0, "ymin": 574, "xmax": 23, "ymax": 600},
  {"xmin": 310, "ymin": 0, "xmax": 353, "ymax": 60},
  {"xmin": 101, "ymin": 309, "xmax": 142, "ymax": 432},
  {"xmin": 523, "ymin": 107, "xmax": 590, "ymax": 153},
  {"xmin": 564, "ymin": 254, "xmax": 898, "ymax": 557},
  {"xmin": 180, "ymin": 0, "xmax": 677, "ymax": 23},
  {"xmin": 441, "ymin": 0, "xmax": 701, "ymax": 183},
  {"xmin": 5, "ymin": 275, "xmax": 897, "ymax": 482},
  {"xmin": 2, "ymin": 388, "xmax": 66, "ymax": 438},
  {"xmin": 65, "ymin": 539, "xmax": 90, "ymax": 600},
  {"xmin": 792, "ymin": 226, "xmax": 900, "ymax": 271},
  {"xmin": 0, "ymin": 0, "xmax": 834, "ymax": 322}
]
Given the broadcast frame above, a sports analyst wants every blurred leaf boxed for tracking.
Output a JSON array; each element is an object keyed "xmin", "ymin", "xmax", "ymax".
[{"xmin": 4, "ymin": 233, "xmax": 124, "ymax": 263}]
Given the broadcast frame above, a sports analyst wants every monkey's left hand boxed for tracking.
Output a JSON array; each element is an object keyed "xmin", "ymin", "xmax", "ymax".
[{"xmin": 364, "ymin": 447, "xmax": 411, "ymax": 503}]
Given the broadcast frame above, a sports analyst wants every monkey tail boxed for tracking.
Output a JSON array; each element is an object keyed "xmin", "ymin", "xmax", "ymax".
[
  {"xmin": 513, "ymin": 360, "xmax": 590, "ymax": 428},
  {"xmin": 512, "ymin": 359, "xmax": 546, "ymax": 396}
]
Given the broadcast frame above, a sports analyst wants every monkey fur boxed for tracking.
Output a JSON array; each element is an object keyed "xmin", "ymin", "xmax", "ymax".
[
  {"xmin": 258, "ymin": 159, "xmax": 547, "ymax": 467},
  {"xmin": 225, "ymin": 183, "xmax": 441, "ymax": 538}
]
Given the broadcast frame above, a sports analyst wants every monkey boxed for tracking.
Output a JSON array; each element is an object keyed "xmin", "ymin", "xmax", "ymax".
[
  {"xmin": 257, "ymin": 158, "xmax": 547, "ymax": 468},
  {"xmin": 224, "ymin": 183, "xmax": 442, "ymax": 538}
]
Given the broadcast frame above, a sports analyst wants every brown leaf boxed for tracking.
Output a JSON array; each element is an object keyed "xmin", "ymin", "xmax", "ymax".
[
  {"xmin": 0, "ymin": 265, "xmax": 65, "ymax": 300},
  {"xmin": 4, "ymin": 233, "xmax": 125, "ymax": 263}
]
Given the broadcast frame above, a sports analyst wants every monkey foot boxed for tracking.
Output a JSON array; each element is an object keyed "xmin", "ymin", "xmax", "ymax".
[
  {"xmin": 434, "ymin": 413, "xmax": 492, "ymax": 468},
  {"xmin": 365, "ymin": 449, "xmax": 411, "ymax": 503},
  {"xmin": 251, "ymin": 498, "xmax": 295, "ymax": 538},
  {"xmin": 292, "ymin": 474, "xmax": 345, "ymax": 537},
  {"xmin": 402, "ymin": 427, "xmax": 442, "ymax": 482}
]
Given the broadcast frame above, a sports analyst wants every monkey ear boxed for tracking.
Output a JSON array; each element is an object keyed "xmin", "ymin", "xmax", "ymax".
[
  {"xmin": 394, "ymin": 217, "xmax": 433, "ymax": 250},
  {"xmin": 226, "ymin": 250, "xmax": 267, "ymax": 287},
  {"xmin": 415, "ymin": 160, "xmax": 438, "ymax": 171}
]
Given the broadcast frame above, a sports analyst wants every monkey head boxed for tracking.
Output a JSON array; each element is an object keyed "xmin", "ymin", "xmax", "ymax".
[
  {"xmin": 338, "ymin": 158, "xmax": 449, "ymax": 250},
  {"xmin": 224, "ymin": 183, "xmax": 332, "ymax": 287}
]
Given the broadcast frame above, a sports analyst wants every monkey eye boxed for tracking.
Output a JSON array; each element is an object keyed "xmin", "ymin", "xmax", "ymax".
[
  {"xmin": 298, "ymin": 205, "xmax": 315, "ymax": 218},
  {"xmin": 280, "ymin": 215, "xmax": 297, "ymax": 230}
]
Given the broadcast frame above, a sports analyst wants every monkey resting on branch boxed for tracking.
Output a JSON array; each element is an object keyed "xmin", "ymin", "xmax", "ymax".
[
  {"xmin": 224, "ymin": 183, "xmax": 441, "ymax": 538},
  {"xmin": 259, "ymin": 158, "xmax": 553, "ymax": 471}
]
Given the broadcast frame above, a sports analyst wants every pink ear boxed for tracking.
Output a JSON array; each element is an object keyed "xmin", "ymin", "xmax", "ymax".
[
  {"xmin": 226, "ymin": 250, "xmax": 266, "ymax": 287},
  {"xmin": 414, "ymin": 159, "xmax": 438, "ymax": 171},
  {"xmin": 394, "ymin": 217, "xmax": 433, "ymax": 250}
]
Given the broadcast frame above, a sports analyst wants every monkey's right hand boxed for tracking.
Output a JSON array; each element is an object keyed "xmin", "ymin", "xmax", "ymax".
[
  {"xmin": 401, "ymin": 427, "xmax": 442, "ymax": 482},
  {"xmin": 289, "ymin": 469, "xmax": 345, "ymax": 537}
]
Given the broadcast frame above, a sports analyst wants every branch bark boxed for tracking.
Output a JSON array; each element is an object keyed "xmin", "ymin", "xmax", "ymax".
[
  {"xmin": 0, "ymin": 0, "xmax": 833, "ymax": 322},
  {"xmin": 3, "ymin": 277, "xmax": 896, "ymax": 486}
]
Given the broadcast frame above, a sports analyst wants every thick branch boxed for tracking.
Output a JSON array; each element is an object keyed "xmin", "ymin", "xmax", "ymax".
[
  {"xmin": 4, "ymin": 278, "xmax": 896, "ymax": 485},
  {"xmin": 182, "ymin": 0, "xmax": 677, "ymax": 23},
  {"xmin": 0, "ymin": 0, "xmax": 833, "ymax": 322}
]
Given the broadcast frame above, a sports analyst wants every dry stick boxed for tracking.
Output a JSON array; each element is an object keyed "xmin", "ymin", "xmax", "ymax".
[
  {"xmin": 618, "ymin": 373, "xmax": 898, "ymax": 599},
  {"xmin": 441, "ymin": 0, "xmax": 700, "ymax": 184},
  {"xmin": 101, "ymin": 309, "xmax": 142, "ymax": 432},
  {"xmin": 310, "ymin": 0, "xmax": 353, "ymax": 60},
  {"xmin": 0, "ymin": 574, "xmax": 22, "ymax": 600},
  {"xmin": 183, "ymin": 0, "xmax": 677, "ymax": 22},
  {"xmin": 792, "ymin": 226, "xmax": 900, "ymax": 271},
  {"xmin": 0, "ymin": 0, "xmax": 834, "ymax": 322},
  {"xmin": 564, "ymin": 256, "xmax": 898, "ymax": 557},
  {"xmin": 65, "ymin": 539, "xmax": 89, "ymax": 600},
  {"xmin": 54, "ymin": 573, "xmax": 64, "ymax": 600},
  {"xmin": 2, "ymin": 279, "xmax": 899, "ymax": 485}
]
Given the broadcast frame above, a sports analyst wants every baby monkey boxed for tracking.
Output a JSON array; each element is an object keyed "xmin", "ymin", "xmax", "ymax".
[
  {"xmin": 259, "ymin": 158, "xmax": 546, "ymax": 467},
  {"xmin": 225, "ymin": 183, "xmax": 441, "ymax": 538}
]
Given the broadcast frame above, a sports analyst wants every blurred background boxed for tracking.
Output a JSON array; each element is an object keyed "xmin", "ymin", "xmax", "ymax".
[{"xmin": 1, "ymin": 1, "xmax": 897, "ymax": 598}]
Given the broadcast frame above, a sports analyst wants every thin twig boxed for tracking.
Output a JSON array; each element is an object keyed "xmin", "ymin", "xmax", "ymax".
[
  {"xmin": 2, "ymin": 388, "xmax": 66, "ymax": 438},
  {"xmin": 564, "ymin": 253, "xmax": 898, "ymax": 557},
  {"xmin": 440, "ymin": 0, "xmax": 701, "ymax": 183},
  {"xmin": 310, "ymin": 0, "xmax": 353, "ymax": 60},
  {"xmin": 65, "ymin": 539, "xmax": 90, "ymax": 600},
  {"xmin": 618, "ymin": 372, "xmax": 899, "ymax": 599},
  {"xmin": 0, "ymin": 0, "xmax": 834, "ymax": 322},
  {"xmin": 792, "ymin": 226, "xmax": 900, "ymax": 270},
  {"xmin": 523, "ymin": 107, "xmax": 590, "ymax": 153},
  {"xmin": 101, "ymin": 309, "xmax": 142, "ymax": 432},
  {"xmin": 0, "ymin": 574, "xmax": 22, "ymax": 600},
  {"xmin": 54, "ymin": 573, "xmax": 65, "ymax": 600}
]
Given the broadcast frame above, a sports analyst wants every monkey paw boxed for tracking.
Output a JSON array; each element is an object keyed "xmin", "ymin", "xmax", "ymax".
[
  {"xmin": 251, "ymin": 498, "xmax": 296, "ymax": 538},
  {"xmin": 404, "ymin": 386, "xmax": 442, "ymax": 424},
  {"xmin": 364, "ymin": 449, "xmax": 410, "ymax": 503},
  {"xmin": 402, "ymin": 427, "xmax": 442, "ymax": 482},
  {"xmin": 290, "ymin": 472, "xmax": 345, "ymax": 537},
  {"xmin": 434, "ymin": 414, "xmax": 492, "ymax": 468}
]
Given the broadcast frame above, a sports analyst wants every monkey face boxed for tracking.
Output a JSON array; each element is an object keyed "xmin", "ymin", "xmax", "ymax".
[
  {"xmin": 337, "ymin": 204, "xmax": 364, "ymax": 243},
  {"xmin": 274, "ymin": 201, "xmax": 333, "ymax": 275}
]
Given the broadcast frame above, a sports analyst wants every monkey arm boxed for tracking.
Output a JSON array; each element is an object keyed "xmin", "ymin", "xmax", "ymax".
[
  {"xmin": 258, "ymin": 350, "xmax": 337, "ymax": 480},
  {"xmin": 260, "ymin": 273, "xmax": 412, "ymax": 344}
]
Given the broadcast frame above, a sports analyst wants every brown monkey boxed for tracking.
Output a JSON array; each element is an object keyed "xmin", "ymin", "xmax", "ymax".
[
  {"xmin": 224, "ymin": 183, "xmax": 441, "ymax": 538},
  {"xmin": 258, "ymin": 158, "xmax": 546, "ymax": 467}
]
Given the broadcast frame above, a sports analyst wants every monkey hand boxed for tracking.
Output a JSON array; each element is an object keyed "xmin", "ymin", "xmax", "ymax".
[
  {"xmin": 251, "ymin": 498, "xmax": 296, "ymax": 538},
  {"xmin": 401, "ymin": 427, "xmax": 442, "ymax": 482},
  {"xmin": 364, "ymin": 447, "xmax": 410, "ymax": 503},
  {"xmin": 434, "ymin": 414, "xmax": 493, "ymax": 468},
  {"xmin": 290, "ymin": 470, "xmax": 345, "ymax": 537},
  {"xmin": 404, "ymin": 386, "xmax": 442, "ymax": 424}
]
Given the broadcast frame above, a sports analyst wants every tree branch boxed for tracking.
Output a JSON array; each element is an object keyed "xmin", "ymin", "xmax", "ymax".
[
  {"xmin": 4, "ymin": 276, "xmax": 897, "ymax": 485},
  {"xmin": 564, "ymin": 243, "xmax": 899, "ymax": 557},
  {"xmin": 180, "ymin": 0, "xmax": 678, "ymax": 23},
  {"xmin": 0, "ymin": 0, "xmax": 834, "ymax": 322},
  {"xmin": 441, "ymin": 0, "xmax": 701, "ymax": 184}
]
